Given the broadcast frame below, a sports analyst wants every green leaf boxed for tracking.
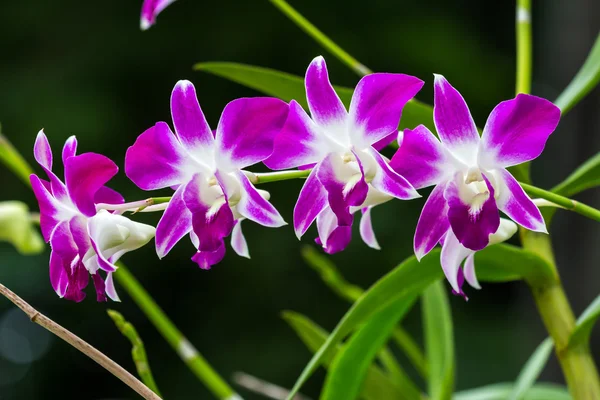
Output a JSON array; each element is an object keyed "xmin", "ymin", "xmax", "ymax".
[
  {"xmin": 454, "ymin": 383, "xmax": 571, "ymax": 400},
  {"xmin": 551, "ymin": 152, "xmax": 600, "ymax": 197},
  {"xmin": 508, "ymin": 338, "xmax": 554, "ymax": 400},
  {"xmin": 282, "ymin": 311, "xmax": 409, "ymax": 400},
  {"xmin": 321, "ymin": 296, "xmax": 422, "ymax": 400},
  {"xmin": 555, "ymin": 33, "xmax": 600, "ymax": 114},
  {"xmin": 569, "ymin": 294, "xmax": 600, "ymax": 347},
  {"xmin": 194, "ymin": 62, "xmax": 434, "ymax": 131},
  {"xmin": 284, "ymin": 244, "xmax": 555, "ymax": 400},
  {"xmin": 423, "ymin": 281, "xmax": 454, "ymax": 400},
  {"xmin": 0, "ymin": 124, "xmax": 36, "ymax": 188}
]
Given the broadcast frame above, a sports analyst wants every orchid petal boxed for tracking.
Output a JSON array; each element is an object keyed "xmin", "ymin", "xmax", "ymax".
[
  {"xmin": 49, "ymin": 252, "xmax": 69, "ymax": 298},
  {"xmin": 264, "ymin": 100, "xmax": 329, "ymax": 170},
  {"xmin": 62, "ymin": 135, "xmax": 77, "ymax": 164},
  {"xmin": 126, "ymin": 122, "xmax": 193, "ymax": 190},
  {"xmin": 229, "ymin": 171, "xmax": 286, "ymax": 227},
  {"xmin": 140, "ymin": 0, "xmax": 176, "ymax": 30},
  {"xmin": 64, "ymin": 263, "xmax": 89, "ymax": 303},
  {"xmin": 30, "ymin": 174, "xmax": 71, "ymax": 241},
  {"xmin": 231, "ymin": 220, "xmax": 250, "ymax": 258},
  {"xmin": 367, "ymin": 148, "xmax": 420, "ymax": 200},
  {"xmin": 91, "ymin": 273, "xmax": 107, "ymax": 302},
  {"xmin": 445, "ymin": 173, "xmax": 500, "ymax": 251},
  {"xmin": 171, "ymin": 80, "xmax": 214, "ymax": 153},
  {"xmin": 433, "ymin": 75, "xmax": 479, "ymax": 163},
  {"xmin": 479, "ymin": 94, "xmax": 561, "ymax": 169},
  {"xmin": 451, "ymin": 267, "xmax": 468, "ymax": 300},
  {"xmin": 191, "ymin": 244, "xmax": 226, "ymax": 270},
  {"xmin": 359, "ymin": 207, "xmax": 380, "ymax": 250},
  {"xmin": 156, "ymin": 183, "xmax": 192, "ymax": 258},
  {"xmin": 94, "ymin": 186, "xmax": 125, "ymax": 206},
  {"xmin": 305, "ymin": 56, "xmax": 347, "ymax": 127},
  {"xmin": 293, "ymin": 167, "xmax": 328, "ymax": 239},
  {"xmin": 216, "ymin": 97, "xmax": 289, "ymax": 170},
  {"xmin": 105, "ymin": 273, "xmax": 120, "ymax": 302},
  {"xmin": 33, "ymin": 130, "xmax": 68, "ymax": 199},
  {"xmin": 440, "ymin": 230, "xmax": 472, "ymax": 293},
  {"xmin": 391, "ymin": 125, "xmax": 451, "ymax": 189},
  {"xmin": 349, "ymin": 73, "xmax": 423, "ymax": 147},
  {"xmin": 64, "ymin": 153, "xmax": 118, "ymax": 217},
  {"xmin": 463, "ymin": 253, "xmax": 481, "ymax": 290},
  {"xmin": 414, "ymin": 183, "xmax": 450, "ymax": 260},
  {"xmin": 316, "ymin": 206, "xmax": 352, "ymax": 254},
  {"xmin": 494, "ymin": 168, "xmax": 546, "ymax": 233},
  {"xmin": 316, "ymin": 152, "xmax": 368, "ymax": 229},
  {"xmin": 371, "ymin": 131, "xmax": 398, "ymax": 151}
]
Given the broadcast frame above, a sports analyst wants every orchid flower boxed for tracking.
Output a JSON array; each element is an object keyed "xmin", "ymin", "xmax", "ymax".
[
  {"xmin": 444, "ymin": 219, "xmax": 518, "ymax": 299},
  {"xmin": 140, "ymin": 0, "xmax": 176, "ymax": 30},
  {"xmin": 125, "ymin": 80, "xmax": 289, "ymax": 269},
  {"xmin": 391, "ymin": 75, "xmax": 560, "ymax": 263},
  {"xmin": 265, "ymin": 56, "xmax": 423, "ymax": 254},
  {"xmin": 30, "ymin": 131, "xmax": 156, "ymax": 302}
]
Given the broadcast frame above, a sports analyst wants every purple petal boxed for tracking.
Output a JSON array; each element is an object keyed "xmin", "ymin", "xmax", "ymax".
[
  {"xmin": 30, "ymin": 174, "xmax": 69, "ymax": 241},
  {"xmin": 231, "ymin": 220, "xmax": 250, "ymax": 258},
  {"xmin": 49, "ymin": 221, "xmax": 88, "ymax": 302},
  {"xmin": 414, "ymin": 183, "xmax": 450, "ymax": 260},
  {"xmin": 372, "ymin": 131, "xmax": 398, "ymax": 151},
  {"xmin": 391, "ymin": 125, "xmax": 449, "ymax": 189},
  {"xmin": 105, "ymin": 273, "xmax": 120, "ymax": 302},
  {"xmin": 191, "ymin": 243, "xmax": 226, "ymax": 270},
  {"xmin": 463, "ymin": 253, "xmax": 481, "ymax": 289},
  {"xmin": 69, "ymin": 216, "xmax": 92, "ymax": 264},
  {"xmin": 216, "ymin": 97, "xmax": 289, "ymax": 170},
  {"xmin": 359, "ymin": 207, "xmax": 380, "ymax": 250},
  {"xmin": 171, "ymin": 80, "xmax": 214, "ymax": 154},
  {"xmin": 494, "ymin": 168, "xmax": 546, "ymax": 232},
  {"xmin": 49, "ymin": 252, "xmax": 69, "ymax": 298},
  {"xmin": 445, "ymin": 174, "xmax": 500, "ymax": 251},
  {"xmin": 64, "ymin": 153, "xmax": 118, "ymax": 217},
  {"xmin": 63, "ymin": 262, "xmax": 89, "ymax": 303},
  {"xmin": 480, "ymin": 94, "xmax": 561, "ymax": 169},
  {"xmin": 367, "ymin": 148, "xmax": 420, "ymax": 200},
  {"xmin": 62, "ymin": 135, "xmax": 78, "ymax": 164},
  {"xmin": 34, "ymin": 130, "xmax": 52, "ymax": 171},
  {"xmin": 140, "ymin": 0, "xmax": 176, "ymax": 30},
  {"xmin": 91, "ymin": 273, "xmax": 108, "ymax": 302},
  {"xmin": 264, "ymin": 100, "xmax": 328, "ymax": 170},
  {"xmin": 184, "ymin": 174, "xmax": 234, "ymax": 261},
  {"xmin": 440, "ymin": 230, "xmax": 473, "ymax": 294},
  {"xmin": 315, "ymin": 206, "xmax": 353, "ymax": 254},
  {"xmin": 156, "ymin": 183, "xmax": 192, "ymax": 258},
  {"xmin": 293, "ymin": 167, "xmax": 328, "ymax": 239},
  {"xmin": 316, "ymin": 152, "xmax": 368, "ymax": 229},
  {"xmin": 125, "ymin": 122, "xmax": 191, "ymax": 190},
  {"xmin": 450, "ymin": 266, "xmax": 468, "ymax": 301},
  {"xmin": 226, "ymin": 171, "xmax": 286, "ymax": 227},
  {"xmin": 94, "ymin": 186, "xmax": 125, "ymax": 205},
  {"xmin": 433, "ymin": 75, "xmax": 479, "ymax": 162},
  {"xmin": 349, "ymin": 73, "xmax": 423, "ymax": 147},
  {"xmin": 305, "ymin": 56, "xmax": 347, "ymax": 127}
]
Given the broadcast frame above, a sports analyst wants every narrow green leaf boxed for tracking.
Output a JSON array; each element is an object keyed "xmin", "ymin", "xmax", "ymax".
[
  {"xmin": 552, "ymin": 152, "xmax": 600, "ymax": 197},
  {"xmin": 454, "ymin": 383, "xmax": 571, "ymax": 400},
  {"xmin": 0, "ymin": 124, "xmax": 35, "ymax": 188},
  {"xmin": 284, "ymin": 244, "xmax": 555, "ymax": 400},
  {"xmin": 423, "ymin": 281, "xmax": 454, "ymax": 400},
  {"xmin": 569, "ymin": 294, "xmax": 600, "ymax": 347},
  {"xmin": 107, "ymin": 310, "xmax": 162, "ymax": 396},
  {"xmin": 555, "ymin": 33, "xmax": 600, "ymax": 114},
  {"xmin": 282, "ymin": 311, "xmax": 408, "ymax": 400},
  {"xmin": 321, "ymin": 296, "xmax": 422, "ymax": 400},
  {"xmin": 194, "ymin": 62, "xmax": 434, "ymax": 131},
  {"xmin": 0, "ymin": 201, "xmax": 44, "ymax": 255},
  {"xmin": 508, "ymin": 338, "xmax": 554, "ymax": 400}
]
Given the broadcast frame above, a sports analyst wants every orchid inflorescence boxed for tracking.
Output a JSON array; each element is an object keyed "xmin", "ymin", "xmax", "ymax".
[{"xmin": 30, "ymin": 55, "xmax": 560, "ymax": 303}]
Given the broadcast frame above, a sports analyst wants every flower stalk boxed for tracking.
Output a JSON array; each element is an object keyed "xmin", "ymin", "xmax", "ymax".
[
  {"xmin": 0, "ymin": 282, "xmax": 162, "ymax": 400},
  {"xmin": 114, "ymin": 264, "xmax": 241, "ymax": 400},
  {"xmin": 0, "ymin": 127, "xmax": 34, "ymax": 187}
]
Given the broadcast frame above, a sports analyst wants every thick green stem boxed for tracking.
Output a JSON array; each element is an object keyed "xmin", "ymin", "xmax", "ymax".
[
  {"xmin": 268, "ymin": 0, "xmax": 371, "ymax": 76},
  {"xmin": 519, "ymin": 182, "xmax": 600, "ymax": 222},
  {"xmin": 516, "ymin": 0, "xmax": 532, "ymax": 95},
  {"xmin": 114, "ymin": 265, "xmax": 240, "ymax": 400},
  {"xmin": 521, "ymin": 231, "xmax": 600, "ymax": 399}
]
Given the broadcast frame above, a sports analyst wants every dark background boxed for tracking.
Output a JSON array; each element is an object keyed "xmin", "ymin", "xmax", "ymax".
[{"xmin": 0, "ymin": 0, "xmax": 599, "ymax": 399}]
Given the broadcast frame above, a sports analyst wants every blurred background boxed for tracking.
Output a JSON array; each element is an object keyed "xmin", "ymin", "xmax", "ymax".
[{"xmin": 0, "ymin": 0, "xmax": 599, "ymax": 399}]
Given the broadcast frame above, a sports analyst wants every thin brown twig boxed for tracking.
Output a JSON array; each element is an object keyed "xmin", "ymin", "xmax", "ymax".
[{"xmin": 0, "ymin": 282, "xmax": 162, "ymax": 400}]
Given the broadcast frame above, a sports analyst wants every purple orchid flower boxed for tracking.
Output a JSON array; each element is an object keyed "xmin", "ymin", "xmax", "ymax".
[
  {"xmin": 264, "ymin": 56, "xmax": 423, "ymax": 254},
  {"xmin": 392, "ymin": 75, "xmax": 560, "ymax": 261},
  {"xmin": 140, "ymin": 0, "xmax": 176, "ymax": 30},
  {"xmin": 444, "ymin": 219, "xmax": 518, "ymax": 299},
  {"xmin": 125, "ymin": 80, "xmax": 289, "ymax": 269},
  {"xmin": 30, "ymin": 131, "xmax": 156, "ymax": 302}
]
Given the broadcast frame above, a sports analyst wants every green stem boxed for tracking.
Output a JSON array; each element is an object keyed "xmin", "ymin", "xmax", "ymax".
[
  {"xmin": 515, "ymin": 0, "xmax": 532, "ymax": 95},
  {"xmin": 268, "ymin": 0, "xmax": 372, "ymax": 76},
  {"xmin": 107, "ymin": 310, "xmax": 163, "ymax": 397},
  {"xmin": 251, "ymin": 169, "xmax": 311, "ymax": 184},
  {"xmin": 391, "ymin": 327, "xmax": 429, "ymax": 380},
  {"xmin": 519, "ymin": 182, "xmax": 600, "ymax": 223},
  {"xmin": 0, "ymin": 126, "xmax": 35, "ymax": 188},
  {"xmin": 114, "ymin": 265, "xmax": 240, "ymax": 400}
]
